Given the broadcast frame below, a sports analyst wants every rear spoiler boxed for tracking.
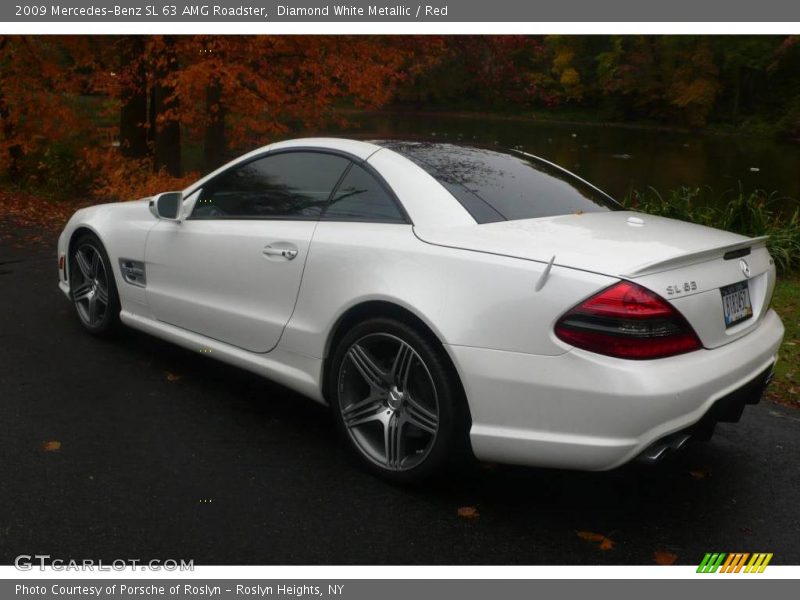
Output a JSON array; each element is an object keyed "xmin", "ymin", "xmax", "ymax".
[{"xmin": 623, "ymin": 236, "xmax": 769, "ymax": 278}]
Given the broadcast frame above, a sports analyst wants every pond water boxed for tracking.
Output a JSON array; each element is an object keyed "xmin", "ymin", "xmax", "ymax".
[{"xmin": 323, "ymin": 111, "xmax": 800, "ymax": 210}]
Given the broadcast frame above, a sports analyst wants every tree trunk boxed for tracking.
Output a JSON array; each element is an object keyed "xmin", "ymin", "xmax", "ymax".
[
  {"xmin": 203, "ymin": 79, "xmax": 226, "ymax": 171},
  {"xmin": 118, "ymin": 36, "xmax": 149, "ymax": 159},
  {"xmin": 0, "ymin": 36, "xmax": 22, "ymax": 181},
  {"xmin": 152, "ymin": 36, "xmax": 181, "ymax": 177},
  {"xmin": 0, "ymin": 89, "xmax": 23, "ymax": 182},
  {"xmin": 732, "ymin": 67, "xmax": 741, "ymax": 118},
  {"xmin": 147, "ymin": 84, "xmax": 156, "ymax": 149}
]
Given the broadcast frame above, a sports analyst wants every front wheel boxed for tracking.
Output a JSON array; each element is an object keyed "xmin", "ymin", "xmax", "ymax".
[
  {"xmin": 329, "ymin": 317, "xmax": 470, "ymax": 483},
  {"xmin": 69, "ymin": 234, "xmax": 120, "ymax": 336}
]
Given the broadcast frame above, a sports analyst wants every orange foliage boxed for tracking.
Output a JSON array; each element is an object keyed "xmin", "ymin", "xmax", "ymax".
[
  {"xmin": 0, "ymin": 35, "xmax": 441, "ymax": 203},
  {"xmin": 0, "ymin": 189, "xmax": 88, "ymax": 232},
  {"xmin": 456, "ymin": 506, "xmax": 480, "ymax": 520},
  {"xmin": 82, "ymin": 148, "xmax": 198, "ymax": 201},
  {"xmin": 41, "ymin": 440, "xmax": 62, "ymax": 452},
  {"xmin": 0, "ymin": 36, "xmax": 90, "ymax": 172},
  {"xmin": 163, "ymin": 36, "xmax": 430, "ymax": 147},
  {"xmin": 666, "ymin": 40, "xmax": 720, "ymax": 127},
  {"xmin": 654, "ymin": 550, "xmax": 679, "ymax": 565},
  {"xmin": 577, "ymin": 530, "xmax": 615, "ymax": 551}
]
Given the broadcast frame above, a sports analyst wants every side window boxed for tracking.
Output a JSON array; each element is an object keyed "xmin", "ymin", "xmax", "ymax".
[
  {"xmin": 192, "ymin": 151, "xmax": 350, "ymax": 219},
  {"xmin": 323, "ymin": 164, "xmax": 406, "ymax": 223}
]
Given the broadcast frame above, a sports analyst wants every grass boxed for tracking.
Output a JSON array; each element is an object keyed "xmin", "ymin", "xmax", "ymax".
[{"xmin": 770, "ymin": 276, "xmax": 800, "ymax": 408}]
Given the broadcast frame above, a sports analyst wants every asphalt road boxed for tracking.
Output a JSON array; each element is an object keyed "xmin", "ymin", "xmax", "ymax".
[{"xmin": 2, "ymin": 229, "xmax": 800, "ymax": 566}]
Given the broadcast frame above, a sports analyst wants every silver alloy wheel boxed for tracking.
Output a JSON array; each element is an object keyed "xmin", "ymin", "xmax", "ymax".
[
  {"xmin": 71, "ymin": 244, "xmax": 110, "ymax": 327},
  {"xmin": 337, "ymin": 333, "xmax": 440, "ymax": 471}
]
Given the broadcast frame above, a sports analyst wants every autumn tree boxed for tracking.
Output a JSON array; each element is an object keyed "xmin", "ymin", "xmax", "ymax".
[
  {"xmin": 0, "ymin": 36, "xmax": 94, "ymax": 189},
  {"xmin": 117, "ymin": 36, "xmax": 149, "ymax": 159},
  {"xmin": 596, "ymin": 36, "xmax": 664, "ymax": 118},
  {"xmin": 0, "ymin": 37, "xmax": 24, "ymax": 180},
  {"xmin": 767, "ymin": 36, "xmax": 800, "ymax": 139},
  {"xmin": 150, "ymin": 36, "xmax": 182, "ymax": 176},
  {"xmin": 166, "ymin": 36, "xmax": 436, "ymax": 159},
  {"xmin": 78, "ymin": 35, "xmax": 442, "ymax": 199},
  {"xmin": 4, "ymin": 34, "xmax": 800, "ymax": 205},
  {"xmin": 394, "ymin": 36, "xmax": 540, "ymax": 108},
  {"xmin": 198, "ymin": 37, "xmax": 226, "ymax": 171}
]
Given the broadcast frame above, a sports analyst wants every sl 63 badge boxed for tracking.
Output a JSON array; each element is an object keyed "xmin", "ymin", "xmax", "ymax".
[{"xmin": 666, "ymin": 281, "xmax": 698, "ymax": 295}]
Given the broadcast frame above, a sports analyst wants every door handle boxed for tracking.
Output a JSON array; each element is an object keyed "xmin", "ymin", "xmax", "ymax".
[{"xmin": 263, "ymin": 245, "xmax": 298, "ymax": 260}]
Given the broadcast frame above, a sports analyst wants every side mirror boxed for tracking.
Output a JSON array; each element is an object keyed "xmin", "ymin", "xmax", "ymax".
[{"xmin": 150, "ymin": 191, "xmax": 184, "ymax": 221}]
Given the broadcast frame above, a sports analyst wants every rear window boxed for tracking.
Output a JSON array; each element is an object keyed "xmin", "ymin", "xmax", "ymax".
[{"xmin": 379, "ymin": 141, "xmax": 621, "ymax": 223}]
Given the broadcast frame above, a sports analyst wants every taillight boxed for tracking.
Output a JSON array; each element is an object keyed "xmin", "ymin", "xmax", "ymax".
[{"xmin": 555, "ymin": 281, "xmax": 702, "ymax": 360}]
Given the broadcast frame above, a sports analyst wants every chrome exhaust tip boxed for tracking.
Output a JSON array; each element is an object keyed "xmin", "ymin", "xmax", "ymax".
[{"xmin": 638, "ymin": 433, "xmax": 692, "ymax": 464}]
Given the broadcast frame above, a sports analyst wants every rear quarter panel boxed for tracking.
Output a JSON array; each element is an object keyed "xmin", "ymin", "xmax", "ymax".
[{"xmin": 281, "ymin": 222, "xmax": 616, "ymax": 359}]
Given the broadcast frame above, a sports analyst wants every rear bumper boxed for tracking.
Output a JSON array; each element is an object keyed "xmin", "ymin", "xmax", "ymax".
[
  {"xmin": 636, "ymin": 364, "xmax": 773, "ymax": 463},
  {"xmin": 449, "ymin": 309, "xmax": 784, "ymax": 470}
]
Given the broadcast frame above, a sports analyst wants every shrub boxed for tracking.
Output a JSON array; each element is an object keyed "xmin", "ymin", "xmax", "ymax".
[{"xmin": 82, "ymin": 148, "xmax": 198, "ymax": 202}]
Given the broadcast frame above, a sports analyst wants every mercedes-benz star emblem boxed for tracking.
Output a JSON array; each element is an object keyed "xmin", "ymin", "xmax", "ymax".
[{"xmin": 739, "ymin": 259, "xmax": 751, "ymax": 279}]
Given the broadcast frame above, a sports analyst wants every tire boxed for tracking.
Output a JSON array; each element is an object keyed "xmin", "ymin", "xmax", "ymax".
[
  {"xmin": 68, "ymin": 233, "xmax": 121, "ymax": 336},
  {"xmin": 329, "ymin": 317, "xmax": 470, "ymax": 484}
]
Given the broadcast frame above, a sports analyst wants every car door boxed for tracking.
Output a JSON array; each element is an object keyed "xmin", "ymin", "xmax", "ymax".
[{"xmin": 144, "ymin": 150, "xmax": 351, "ymax": 353}]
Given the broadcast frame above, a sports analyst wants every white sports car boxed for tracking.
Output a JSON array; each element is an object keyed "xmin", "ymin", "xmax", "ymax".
[{"xmin": 58, "ymin": 137, "xmax": 784, "ymax": 482}]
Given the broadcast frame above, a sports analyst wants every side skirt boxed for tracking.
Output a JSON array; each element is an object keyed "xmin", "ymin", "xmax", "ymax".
[{"xmin": 120, "ymin": 310, "xmax": 326, "ymax": 404}]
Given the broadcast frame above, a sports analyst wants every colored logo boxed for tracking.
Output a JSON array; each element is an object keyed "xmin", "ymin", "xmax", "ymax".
[{"xmin": 697, "ymin": 552, "xmax": 773, "ymax": 573}]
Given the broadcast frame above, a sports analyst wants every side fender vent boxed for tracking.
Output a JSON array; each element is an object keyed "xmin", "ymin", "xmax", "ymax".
[{"xmin": 119, "ymin": 259, "xmax": 146, "ymax": 287}]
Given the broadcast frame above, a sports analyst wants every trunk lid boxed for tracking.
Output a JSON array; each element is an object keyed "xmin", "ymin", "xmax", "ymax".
[{"xmin": 414, "ymin": 211, "xmax": 775, "ymax": 348}]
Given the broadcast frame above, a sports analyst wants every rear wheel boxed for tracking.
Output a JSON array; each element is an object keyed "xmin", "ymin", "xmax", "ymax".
[
  {"xmin": 329, "ymin": 317, "xmax": 469, "ymax": 483},
  {"xmin": 69, "ymin": 234, "xmax": 120, "ymax": 336}
]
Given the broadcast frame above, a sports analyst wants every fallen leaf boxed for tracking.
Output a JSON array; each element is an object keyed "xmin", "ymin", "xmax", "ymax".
[
  {"xmin": 457, "ymin": 506, "xmax": 480, "ymax": 520},
  {"xmin": 577, "ymin": 531, "xmax": 604, "ymax": 542},
  {"xmin": 654, "ymin": 550, "xmax": 678, "ymax": 565},
  {"xmin": 577, "ymin": 530, "xmax": 615, "ymax": 551},
  {"xmin": 164, "ymin": 371, "xmax": 182, "ymax": 382},
  {"xmin": 41, "ymin": 440, "xmax": 61, "ymax": 452}
]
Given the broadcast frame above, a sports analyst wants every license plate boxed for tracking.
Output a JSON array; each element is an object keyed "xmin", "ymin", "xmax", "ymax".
[{"xmin": 720, "ymin": 281, "xmax": 753, "ymax": 328}]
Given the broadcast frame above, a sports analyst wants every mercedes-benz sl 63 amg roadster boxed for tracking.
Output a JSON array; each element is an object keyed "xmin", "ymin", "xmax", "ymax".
[{"xmin": 57, "ymin": 137, "xmax": 784, "ymax": 482}]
